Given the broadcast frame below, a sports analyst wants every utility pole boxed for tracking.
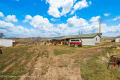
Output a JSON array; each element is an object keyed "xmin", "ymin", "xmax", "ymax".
[
  {"xmin": 99, "ymin": 19, "xmax": 103, "ymax": 39},
  {"xmin": 99, "ymin": 20, "xmax": 102, "ymax": 34}
]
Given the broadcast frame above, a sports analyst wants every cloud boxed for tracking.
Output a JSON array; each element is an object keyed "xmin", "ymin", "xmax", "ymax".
[
  {"xmin": 0, "ymin": 20, "xmax": 31, "ymax": 37},
  {"xmin": 89, "ymin": 16, "xmax": 101, "ymax": 22},
  {"xmin": 57, "ymin": 16, "xmax": 120, "ymax": 36},
  {"xmin": 50, "ymin": 18, "xmax": 60, "ymax": 22},
  {"xmin": 104, "ymin": 13, "xmax": 110, "ymax": 16},
  {"xmin": 5, "ymin": 15, "xmax": 18, "ymax": 22},
  {"xmin": 71, "ymin": 0, "xmax": 91, "ymax": 14},
  {"xmin": 46, "ymin": 0, "xmax": 75, "ymax": 17},
  {"xmin": 23, "ymin": 15, "xmax": 32, "ymax": 22},
  {"xmin": 51, "ymin": 18, "xmax": 56, "ymax": 22},
  {"xmin": 0, "ymin": 14, "xmax": 120, "ymax": 37},
  {"xmin": 46, "ymin": 0, "xmax": 91, "ymax": 17},
  {"xmin": 113, "ymin": 16, "xmax": 120, "ymax": 21},
  {"xmin": 67, "ymin": 16, "xmax": 89, "ymax": 27},
  {"xmin": 30, "ymin": 15, "xmax": 53, "ymax": 31},
  {"xmin": 101, "ymin": 24, "xmax": 120, "ymax": 36},
  {"xmin": 0, "ymin": 12, "xmax": 4, "ymax": 17},
  {"xmin": 26, "ymin": 15, "xmax": 57, "ymax": 36}
]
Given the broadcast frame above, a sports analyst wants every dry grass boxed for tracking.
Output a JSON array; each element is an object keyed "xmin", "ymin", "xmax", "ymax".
[
  {"xmin": 0, "ymin": 44, "xmax": 42, "ymax": 80},
  {"xmin": 54, "ymin": 49, "xmax": 75, "ymax": 56},
  {"xmin": 80, "ymin": 44, "xmax": 120, "ymax": 80},
  {"xmin": 0, "ymin": 41, "xmax": 120, "ymax": 80}
]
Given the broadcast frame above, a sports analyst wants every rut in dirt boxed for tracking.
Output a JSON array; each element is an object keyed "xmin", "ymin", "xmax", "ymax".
[{"xmin": 24, "ymin": 46, "xmax": 82, "ymax": 80}]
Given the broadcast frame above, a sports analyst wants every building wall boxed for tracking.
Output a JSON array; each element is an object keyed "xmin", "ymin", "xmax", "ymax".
[
  {"xmin": 0, "ymin": 39, "xmax": 13, "ymax": 47},
  {"xmin": 81, "ymin": 38, "xmax": 95, "ymax": 45},
  {"xmin": 115, "ymin": 38, "xmax": 120, "ymax": 42},
  {"xmin": 94, "ymin": 35, "xmax": 101, "ymax": 43},
  {"xmin": 81, "ymin": 35, "xmax": 101, "ymax": 46}
]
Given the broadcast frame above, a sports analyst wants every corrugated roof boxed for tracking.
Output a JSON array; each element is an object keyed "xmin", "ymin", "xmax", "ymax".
[
  {"xmin": 116, "ymin": 36, "xmax": 120, "ymax": 38},
  {"xmin": 64, "ymin": 33, "xmax": 101, "ymax": 39},
  {"xmin": 52, "ymin": 33, "xmax": 102, "ymax": 40}
]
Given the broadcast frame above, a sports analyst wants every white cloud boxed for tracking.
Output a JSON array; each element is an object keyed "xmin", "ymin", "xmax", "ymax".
[
  {"xmin": 51, "ymin": 18, "xmax": 56, "ymax": 22},
  {"xmin": 104, "ymin": 13, "xmax": 110, "ymax": 16},
  {"xmin": 5, "ymin": 15, "xmax": 18, "ymax": 22},
  {"xmin": 0, "ymin": 20, "xmax": 31, "ymax": 37},
  {"xmin": 50, "ymin": 18, "xmax": 60, "ymax": 22},
  {"xmin": 101, "ymin": 24, "xmax": 120, "ymax": 36},
  {"xmin": 46, "ymin": 0, "xmax": 91, "ymax": 17},
  {"xmin": 0, "ymin": 12, "xmax": 4, "ymax": 17},
  {"xmin": 57, "ymin": 16, "xmax": 120, "ymax": 36},
  {"xmin": 23, "ymin": 15, "xmax": 32, "ymax": 22},
  {"xmin": 71, "ymin": 0, "xmax": 91, "ymax": 14},
  {"xmin": 113, "ymin": 16, "xmax": 120, "ymax": 21},
  {"xmin": 90, "ymin": 16, "xmax": 101, "ymax": 22},
  {"xmin": 0, "ymin": 14, "xmax": 120, "ymax": 37},
  {"xmin": 28, "ymin": 15, "xmax": 56, "ymax": 36},
  {"xmin": 48, "ymin": 6, "xmax": 60, "ymax": 17},
  {"xmin": 46, "ymin": 0, "xmax": 76, "ymax": 17},
  {"xmin": 67, "ymin": 16, "xmax": 89, "ymax": 27},
  {"xmin": 30, "ymin": 15, "xmax": 53, "ymax": 30}
]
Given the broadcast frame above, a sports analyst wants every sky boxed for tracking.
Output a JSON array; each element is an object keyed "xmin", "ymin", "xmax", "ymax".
[{"xmin": 0, "ymin": 0, "xmax": 120, "ymax": 38}]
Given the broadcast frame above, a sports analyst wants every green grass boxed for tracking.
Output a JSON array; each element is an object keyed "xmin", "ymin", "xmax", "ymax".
[
  {"xmin": 54, "ymin": 49, "xmax": 75, "ymax": 56},
  {"xmin": 80, "ymin": 48, "xmax": 120, "ymax": 80},
  {"xmin": 82, "ymin": 45, "xmax": 96, "ymax": 48},
  {"xmin": 0, "ymin": 44, "xmax": 41, "ymax": 80}
]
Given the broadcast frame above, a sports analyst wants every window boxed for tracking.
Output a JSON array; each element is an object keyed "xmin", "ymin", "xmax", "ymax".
[
  {"xmin": 96, "ymin": 38, "xmax": 97, "ymax": 41},
  {"xmin": 70, "ymin": 39, "xmax": 81, "ymax": 42},
  {"xmin": 71, "ymin": 40, "xmax": 79, "ymax": 42}
]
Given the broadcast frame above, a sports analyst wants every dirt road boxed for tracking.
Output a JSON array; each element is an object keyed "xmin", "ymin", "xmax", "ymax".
[
  {"xmin": 19, "ymin": 45, "xmax": 106, "ymax": 80},
  {"xmin": 25, "ymin": 46, "xmax": 82, "ymax": 80}
]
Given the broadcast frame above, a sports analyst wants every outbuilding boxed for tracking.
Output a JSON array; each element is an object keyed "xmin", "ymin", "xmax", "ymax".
[
  {"xmin": 115, "ymin": 36, "xmax": 120, "ymax": 42},
  {"xmin": 64, "ymin": 33, "xmax": 102, "ymax": 46},
  {"xmin": 0, "ymin": 39, "xmax": 14, "ymax": 47}
]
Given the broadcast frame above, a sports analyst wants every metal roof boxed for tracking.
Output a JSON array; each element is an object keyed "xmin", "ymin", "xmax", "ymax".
[
  {"xmin": 116, "ymin": 36, "xmax": 120, "ymax": 38},
  {"xmin": 64, "ymin": 33, "xmax": 102, "ymax": 39},
  {"xmin": 52, "ymin": 33, "xmax": 102, "ymax": 40}
]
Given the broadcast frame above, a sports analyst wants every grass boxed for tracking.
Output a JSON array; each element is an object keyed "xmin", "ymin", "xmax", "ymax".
[
  {"xmin": 82, "ymin": 45, "xmax": 96, "ymax": 48},
  {"xmin": 0, "ymin": 44, "xmax": 41, "ymax": 80},
  {"xmin": 80, "ymin": 47, "xmax": 120, "ymax": 80},
  {"xmin": 0, "ymin": 41, "xmax": 120, "ymax": 80},
  {"xmin": 54, "ymin": 49, "xmax": 75, "ymax": 56}
]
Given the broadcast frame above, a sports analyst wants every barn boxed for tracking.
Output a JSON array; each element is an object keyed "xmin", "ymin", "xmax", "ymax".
[
  {"xmin": 64, "ymin": 33, "xmax": 102, "ymax": 46},
  {"xmin": 0, "ymin": 39, "xmax": 14, "ymax": 47},
  {"xmin": 115, "ymin": 36, "xmax": 120, "ymax": 42}
]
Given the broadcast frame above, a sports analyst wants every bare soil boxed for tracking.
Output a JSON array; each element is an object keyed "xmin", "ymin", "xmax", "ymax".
[
  {"xmin": 19, "ymin": 45, "xmax": 106, "ymax": 80},
  {"xmin": 1, "ymin": 42, "xmax": 112, "ymax": 80}
]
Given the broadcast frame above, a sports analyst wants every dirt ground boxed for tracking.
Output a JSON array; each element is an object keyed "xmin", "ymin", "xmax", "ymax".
[
  {"xmin": 18, "ymin": 45, "xmax": 107, "ymax": 80},
  {"xmin": 1, "ymin": 42, "xmax": 118, "ymax": 80}
]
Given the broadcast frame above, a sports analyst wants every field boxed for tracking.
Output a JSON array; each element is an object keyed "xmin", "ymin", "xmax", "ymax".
[{"xmin": 0, "ymin": 41, "xmax": 120, "ymax": 80}]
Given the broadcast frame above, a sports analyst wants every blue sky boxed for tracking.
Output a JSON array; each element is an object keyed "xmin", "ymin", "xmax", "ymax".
[{"xmin": 0, "ymin": 0, "xmax": 120, "ymax": 38}]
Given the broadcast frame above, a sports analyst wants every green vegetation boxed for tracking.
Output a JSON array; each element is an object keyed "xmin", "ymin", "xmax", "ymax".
[
  {"xmin": 80, "ymin": 47, "xmax": 120, "ymax": 80},
  {"xmin": 0, "ymin": 44, "xmax": 41, "ymax": 80},
  {"xmin": 54, "ymin": 49, "xmax": 75, "ymax": 56},
  {"xmin": 0, "ymin": 41, "xmax": 120, "ymax": 80},
  {"xmin": 82, "ymin": 45, "xmax": 96, "ymax": 48}
]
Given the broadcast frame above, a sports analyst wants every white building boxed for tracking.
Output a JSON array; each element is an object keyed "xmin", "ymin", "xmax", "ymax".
[
  {"xmin": 115, "ymin": 36, "xmax": 120, "ymax": 42},
  {"xmin": 0, "ymin": 39, "xmax": 14, "ymax": 47},
  {"xmin": 64, "ymin": 33, "xmax": 102, "ymax": 46}
]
